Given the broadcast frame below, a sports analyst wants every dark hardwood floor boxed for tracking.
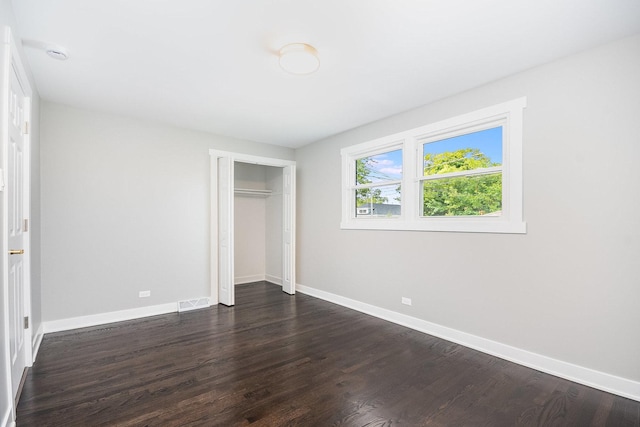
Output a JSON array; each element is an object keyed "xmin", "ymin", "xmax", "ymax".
[{"xmin": 17, "ymin": 282, "xmax": 640, "ymax": 426}]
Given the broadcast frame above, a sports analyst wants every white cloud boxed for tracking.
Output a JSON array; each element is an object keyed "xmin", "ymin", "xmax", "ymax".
[
  {"xmin": 376, "ymin": 159, "xmax": 396, "ymax": 166},
  {"xmin": 380, "ymin": 167, "xmax": 402, "ymax": 175}
]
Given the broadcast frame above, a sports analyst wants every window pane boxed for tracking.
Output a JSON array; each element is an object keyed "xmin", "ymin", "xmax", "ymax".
[
  {"xmin": 356, "ymin": 184, "xmax": 401, "ymax": 217},
  {"xmin": 423, "ymin": 127, "xmax": 502, "ymax": 176},
  {"xmin": 355, "ymin": 149, "xmax": 402, "ymax": 184},
  {"xmin": 422, "ymin": 173, "xmax": 502, "ymax": 217}
]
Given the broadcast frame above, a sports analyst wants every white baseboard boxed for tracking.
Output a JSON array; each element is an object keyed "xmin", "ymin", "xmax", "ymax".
[
  {"xmin": 296, "ymin": 283, "xmax": 640, "ymax": 402},
  {"xmin": 31, "ymin": 323, "xmax": 44, "ymax": 362},
  {"xmin": 235, "ymin": 274, "xmax": 283, "ymax": 286},
  {"xmin": 235, "ymin": 274, "xmax": 265, "ymax": 285},
  {"xmin": 265, "ymin": 274, "xmax": 282, "ymax": 286},
  {"xmin": 43, "ymin": 303, "xmax": 178, "ymax": 334}
]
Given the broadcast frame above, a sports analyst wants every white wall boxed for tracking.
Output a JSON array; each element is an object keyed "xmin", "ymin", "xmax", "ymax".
[
  {"xmin": 1, "ymin": 0, "xmax": 42, "ymax": 423},
  {"xmin": 40, "ymin": 102, "xmax": 294, "ymax": 322},
  {"xmin": 295, "ymin": 34, "xmax": 640, "ymax": 387}
]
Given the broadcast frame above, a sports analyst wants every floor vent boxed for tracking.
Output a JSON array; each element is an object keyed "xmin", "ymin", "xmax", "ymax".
[{"xmin": 178, "ymin": 297, "xmax": 210, "ymax": 313}]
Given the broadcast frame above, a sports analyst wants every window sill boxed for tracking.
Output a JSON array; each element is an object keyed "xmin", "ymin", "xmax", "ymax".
[{"xmin": 341, "ymin": 219, "xmax": 527, "ymax": 234}]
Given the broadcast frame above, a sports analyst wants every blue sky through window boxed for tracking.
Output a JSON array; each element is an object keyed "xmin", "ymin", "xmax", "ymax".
[
  {"xmin": 361, "ymin": 149, "xmax": 403, "ymax": 182},
  {"xmin": 357, "ymin": 128, "xmax": 502, "ymax": 207},
  {"xmin": 361, "ymin": 127, "xmax": 502, "ymax": 185},
  {"xmin": 423, "ymin": 127, "xmax": 503, "ymax": 166}
]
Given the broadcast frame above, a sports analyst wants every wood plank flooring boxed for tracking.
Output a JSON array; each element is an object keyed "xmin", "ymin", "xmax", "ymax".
[{"xmin": 17, "ymin": 282, "xmax": 640, "ymax": 426}]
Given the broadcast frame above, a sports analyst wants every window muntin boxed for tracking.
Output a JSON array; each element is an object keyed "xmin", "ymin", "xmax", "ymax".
[
  {"xmin": 353, "ymin": 149, "xmax": 402, "ymax": 218},
  {"xmin": 420, "ymin": 126, "xmax": 503, "ymax": 217}
]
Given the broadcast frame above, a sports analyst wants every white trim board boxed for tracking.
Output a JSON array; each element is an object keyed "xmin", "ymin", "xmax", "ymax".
[
  {"xmin": 296, "ymin": 283, "xmax": 640, "ymax": 402},
  {"xmin": 235, "ymin": 275, "xmax": 283, "ymax": 286},
  {"xmin": 1, "ymin": 406, "xmax": 14, "ymax": 427},
  {"xmin": 31, "ymin": 324, "xmax": 44, "ymax": 363},
  {"xmin": 43, "ymin": 303, "xmax": 178, "ymax": 334},
  {"xmin": 265, "ymin": 274, "xmax": 282, "ymax": 286},
  {"xmin": 235, "ymin": 274, "xmax": 265, "ymax": 285}
]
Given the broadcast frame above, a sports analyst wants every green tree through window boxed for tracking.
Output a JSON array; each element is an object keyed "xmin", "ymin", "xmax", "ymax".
[{"xmin": 422, "ymin": 148, "xmax": 501, "ymax": 216}]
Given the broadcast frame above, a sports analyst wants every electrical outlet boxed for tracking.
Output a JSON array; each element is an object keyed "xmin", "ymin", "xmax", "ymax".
[
  {"xmin": 139, "ymin": 290, "xmax": 151, "ymax": 298},
  {"xmin": 401, "ymin": 297, "xmax": 412, "ymax": 306}
]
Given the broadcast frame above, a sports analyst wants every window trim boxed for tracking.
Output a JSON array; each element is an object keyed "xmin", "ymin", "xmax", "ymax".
[{"xmin": 340, "ymin": 97, "xmax": 526, "ymax": 234}]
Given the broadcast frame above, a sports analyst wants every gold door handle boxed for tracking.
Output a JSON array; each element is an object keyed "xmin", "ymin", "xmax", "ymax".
[{"xmin": 9, "ymin": 249, "xmax": 24, "ymax": 255}]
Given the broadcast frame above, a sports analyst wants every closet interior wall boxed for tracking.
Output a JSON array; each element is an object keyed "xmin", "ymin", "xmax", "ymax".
[{"xmin": 234, "ymin": 162, "xmax": 283, "ymax": 286}]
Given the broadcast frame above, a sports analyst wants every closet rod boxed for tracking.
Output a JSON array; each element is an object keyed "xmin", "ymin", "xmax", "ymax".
[{"xmin": 234, "ymin": 188, "xmax": 273, "ymax": 197}]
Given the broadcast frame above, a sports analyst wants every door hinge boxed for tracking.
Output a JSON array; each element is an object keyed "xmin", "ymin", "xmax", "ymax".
[
  {"xmin": 24, "ymin": 316, "xmax": 29, "ymax": 329},
  {"xmin": 24, "ymin": 121, "xmax": 29, "ymax": 135},
  {"xmin": 24, "ymin": 218, "xmax": 29, "ymax": 232}
]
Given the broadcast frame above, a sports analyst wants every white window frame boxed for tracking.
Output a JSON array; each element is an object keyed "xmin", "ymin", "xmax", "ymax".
[{"xmin": 341, "ymin": 97, "xmax": 526, "ymax": 234}]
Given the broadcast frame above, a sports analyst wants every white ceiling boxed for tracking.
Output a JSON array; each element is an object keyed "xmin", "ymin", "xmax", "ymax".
[{"xmin": 11, "ymin": 0, "xmax": 640, "ymax": 148}]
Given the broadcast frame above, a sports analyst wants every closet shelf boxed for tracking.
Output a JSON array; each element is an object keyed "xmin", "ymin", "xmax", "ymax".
[{"xmin": 235, "ymin": 188, "xmax": 272, "ymax": 197}]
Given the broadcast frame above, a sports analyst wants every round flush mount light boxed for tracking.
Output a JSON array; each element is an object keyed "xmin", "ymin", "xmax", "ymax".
[
  {"xmin": 45, "ymin": 47, "xmax": 68, "ymax": 61},
  {"xmin": 279, "ymin": 43, "xmax": 319, "ymax": 75},
  {"xmin": 21, "ymin": 40, "xmax": 69, "ymax": 60}
]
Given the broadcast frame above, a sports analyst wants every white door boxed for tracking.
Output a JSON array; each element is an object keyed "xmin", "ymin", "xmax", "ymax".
[
  {"xmin": 217, "ymin": 156, "xmax": 234, "ymax": 306},
  {"xmin": 281, "ymin": 165, "xmax": 295, "ymax": 294},
  {"xmin": 7, "ymin": 63, "xmax": 28, "ymax": 401}
]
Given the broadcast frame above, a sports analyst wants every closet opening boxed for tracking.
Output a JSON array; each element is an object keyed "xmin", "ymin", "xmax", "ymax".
[
  {"xmin": 209, "ymin": 150, "xmax": 296, "ymax": 306},
  {"xmin": 234, "ymin": 162, "xmax": 283, "ymax": 287}
]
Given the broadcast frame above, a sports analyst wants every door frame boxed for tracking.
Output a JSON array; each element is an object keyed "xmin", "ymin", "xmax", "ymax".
[
  {"xmin": 2, "ymin": 26, "xmax": 33, "ymax": 420},
  {"xmin": 209, "ymin": 150, "xmax": 296, "ymax": 305}
]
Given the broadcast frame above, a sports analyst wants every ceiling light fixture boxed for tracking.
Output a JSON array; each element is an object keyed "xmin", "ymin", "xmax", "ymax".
[
  {"xmin": 22, "ymin": 40, "xmax": 70, "ymax": 61},
  {"xmin": 279, "ymin": 43, "xmax": 319, "ymax": 75},
  {"xmin": 45, "ymin": 47, "xmax": 68, "ymax": 61}
]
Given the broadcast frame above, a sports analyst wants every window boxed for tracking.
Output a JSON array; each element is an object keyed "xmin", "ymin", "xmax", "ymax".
[
  {"xmin": 341, "ymin": 97, "xmax": 526, "ymax": 233},
  {"xmin": 420, "ymin": 126, "xmax": 503, "ymax": 217},
  {"xmin": 354, "ymin": 148, "xmax": 402, "ymax": 218}
]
